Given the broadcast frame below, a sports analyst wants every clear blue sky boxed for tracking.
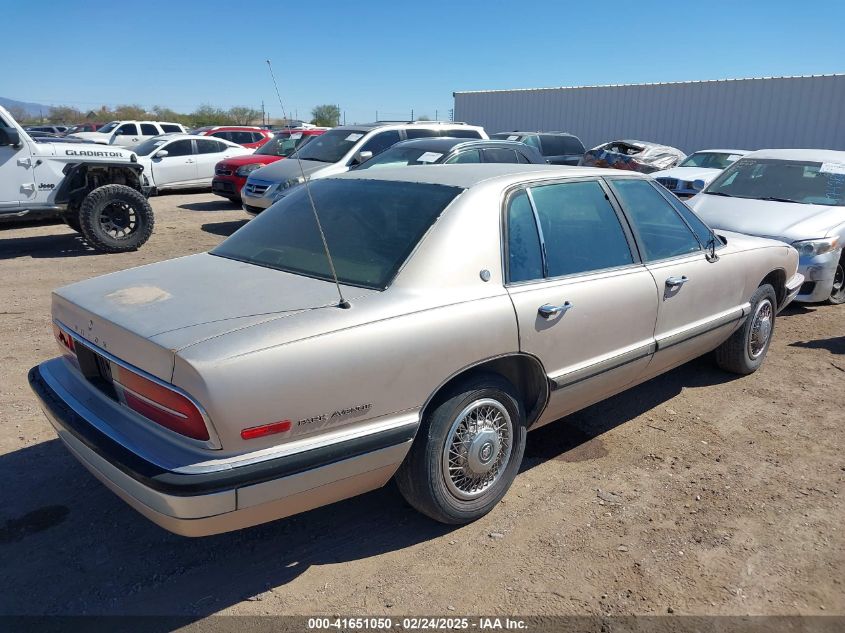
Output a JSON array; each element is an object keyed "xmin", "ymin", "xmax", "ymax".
[{"xmin": 4, "ymin": 0, "xmax": 844, "ymax": 123}]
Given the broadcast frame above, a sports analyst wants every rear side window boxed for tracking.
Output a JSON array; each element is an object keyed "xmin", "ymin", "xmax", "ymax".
[
  {"xmin": 539, "ymin": 135, "xmax": 585, "ymax": 156},
  {"xmin": 197, "ymin": 139, "xmax": 227, "ymax": 154},
  {"xmin": 530, "ymin": 181, "xmax": 633, "ymax": 277},
  {"xmin": 516, "ymin": 152, "xmax": 533, "ymax": 164},
  {"xmin": 406, "ymin": 129, "xmax": 440, "ymax": 139},
  {"xmin": 609, "ymin": 178, "xmax": 701, "ymax": 261},
  {"xmin": 445, "ymin": 150, "xmax": 481, "ymax": 164},
  {"xmin": 160, "ymin": 124, "xmax": 182, "ymax": 133},
  {"xmin": 360, "ymin": 130, "xmax": 402, "ymax": 156},
  {"xmin": 482, "ymin": 148, "xmax": 519, "ymax": 164},
  {"xmin": 251, "ymin": 132, "xmax": 265, "ymax": 143},
  {"xmin": 442, "ymin": 128, "xmax": 482, "ymax": 139},
  {"xmin": 140, "ymin": 123, "xmax": 158, "ymax": 135},
  {"xmin": 506, "ymin": 190, "xmax": 543, "ymax": 283}
]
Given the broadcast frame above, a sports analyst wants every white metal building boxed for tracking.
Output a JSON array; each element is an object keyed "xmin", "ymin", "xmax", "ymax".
[{"xmin": 454, "ymin": 74, "xmax": 845, "ymax": 153}]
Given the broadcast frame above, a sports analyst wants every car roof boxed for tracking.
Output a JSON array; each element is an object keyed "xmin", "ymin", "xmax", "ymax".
[
  {"xmin": 386, "ymin": 138, "xmax": 533, "ymax": 152},
  {"xmin": 153, "ymin": 133, "xmax": 238, "ymax": 144},
  {"xmin": 689, "ymin": 149, "xmax": 749, "ymax": 154},
  {"xmin": 493, "ymin": 131, "xmax": 579, "ymax": 137},
  {"xmin": 739, "ymin": 148, "xmax": 845, "ymax": 162},
  {"xmin": 334, "ymin": 163, "xmax": 640, "ymax": 188},
  {"xmin": 329, "ymin": 121, "xmax": 483, "ymax": 133}
]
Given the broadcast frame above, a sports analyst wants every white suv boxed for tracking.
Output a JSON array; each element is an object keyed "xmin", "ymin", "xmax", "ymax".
[
  {"xmin": 241, "ymin": 121, "xmax": 487, "ymax": 214},
  {"xmin": 74, "ymin": 121, "xmax": 187, "ymax": 148}
]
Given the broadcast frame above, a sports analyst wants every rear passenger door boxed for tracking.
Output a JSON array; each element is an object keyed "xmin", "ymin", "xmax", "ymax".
[
  {"xmin": 504, "ymin": 178, "xmax": 660, "ymax": 426},
  {"xmin": 606, "ymin": 177, "xmax": 748, "ymax": 379},
  {"xmin": 195, "ymin": 139, "xmax": 233, "ymax": 183}
]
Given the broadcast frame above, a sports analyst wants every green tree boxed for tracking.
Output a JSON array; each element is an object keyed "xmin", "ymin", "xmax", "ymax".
[
  {"xmin": 228, "ymin": 106, "xmax": 262, "ymax": 126},
  {"xmin": 311, "ymin": 104, "xmax": 340, "ymax": 127},
  {"xmin": 47, "ymin": 105, "xmax": 84, "ymax": 123},
  {"xmin": 190, "ymin": 104, "xmax": 234, "ymax": 127},
  {"xmin": 113, "ymin": 104, "xmax": 148, "ymax": 119}
]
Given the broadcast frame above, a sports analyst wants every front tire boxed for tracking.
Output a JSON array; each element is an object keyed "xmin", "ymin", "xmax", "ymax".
[
  {"xmin": 395, "ymin": 374, "xmax": 527, "ymax": 524},
  {"xmin": 715, "ymin": 284, "xmax": 777, "ymax": 375},
  {"xmin": 79, "ymin": 185, "xmax": 154, "ymax": 253},
  {"xmin": 827, "ymin": 253, "xmax": 845, "ymax": 305}
]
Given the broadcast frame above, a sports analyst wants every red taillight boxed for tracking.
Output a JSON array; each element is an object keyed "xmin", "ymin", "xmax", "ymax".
[
  {"xmin": 53, "ymin": 323, "xmax": 75, "ymax": 352},
  {"xmin": 241, "ymin": 420, "xmax": 292, "ymax": 440},
  {"xmin": 112, "ymin": 365, "xmax": 210, "ymax": 441}
]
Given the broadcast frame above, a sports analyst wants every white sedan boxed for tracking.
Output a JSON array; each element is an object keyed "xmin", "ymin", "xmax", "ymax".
[
  {"xmin": 134, "ymin": 134, "xmax": 253, "ymax": 193},
  {"xmin": 652, "ymin": 149, "xmax": 748, "ymax": 198}
]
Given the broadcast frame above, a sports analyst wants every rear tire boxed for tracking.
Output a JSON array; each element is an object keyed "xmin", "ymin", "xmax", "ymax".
[
  {"xmin": 79, "ymin": 185, "xmax": 154, "ymax": 253},
  {"xmin": 715, "ymin": 284, "xmax": 777, "ymax": 375},
  {"xmin": 395, "ymin": 373, "xmax": 527, "ymax": 524}
]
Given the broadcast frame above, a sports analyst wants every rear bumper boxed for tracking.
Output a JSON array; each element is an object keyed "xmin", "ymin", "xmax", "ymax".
[{"xmin": 29, "ymin": 361, "xmax": 415, "ymax": 536}]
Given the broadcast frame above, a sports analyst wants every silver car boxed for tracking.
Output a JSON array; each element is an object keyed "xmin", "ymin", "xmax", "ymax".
[
  {"xmin": 30, "ymin": 165, "xmax": 802, "ymax": 536},
  {"xmin": 689, "ymin": 149, "xmax": 845, "ymax": 303}
]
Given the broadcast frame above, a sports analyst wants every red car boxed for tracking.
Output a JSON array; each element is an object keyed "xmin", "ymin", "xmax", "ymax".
[
  {"xmin": 212, "ymin": 129, "xmax": 326, "ymax": 202},
  {"xmin": 194, "ymin": 126, "xmax": 274, "ymax": 150}
]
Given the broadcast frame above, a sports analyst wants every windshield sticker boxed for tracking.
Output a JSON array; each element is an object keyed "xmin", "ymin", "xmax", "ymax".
[
  {"xmin": 506, "ymin": 135, "xmax": 519, "ymax": 141},
  {"xmin": 417, "ymin": 152, "xmax": 443, "ymax": 163},
  {"xmin": 819, "ymin": 162, "xmax": 845, "ymax": 175},
  {"xmin": 727, "ymin": 154, "xmax": 742, "ymax": 161},
  {"xmin": 289, "ymin": 132, "xmax": 302, "ymax": 140},
  {"xmin": 345, "ymin": 133, "xmax": 364, "ymax": 142}
]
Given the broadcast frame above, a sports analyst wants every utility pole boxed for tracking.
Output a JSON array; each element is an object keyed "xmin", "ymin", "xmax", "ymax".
[
  {"xmin": 435, "ymin": 109, "xmax": 439, "ymax": 121},
  {"xmin": 411, "ymin": 108, "xmax": 414, "ymax": 121},
  {"xmin": 376, "ymin": 110, "xmax": 379, "ymax": 121},
  {"xmin": 261, "ymin": 100, "xmax": 265, "ymax": 126}
]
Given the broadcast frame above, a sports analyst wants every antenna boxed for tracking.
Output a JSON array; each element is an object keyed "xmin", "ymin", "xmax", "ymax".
[{"xmin": 265, "ymin": 59, "xmax": 350, "ymax": 309}]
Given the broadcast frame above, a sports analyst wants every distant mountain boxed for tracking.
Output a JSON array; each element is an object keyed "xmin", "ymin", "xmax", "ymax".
[{"xmin": 0, "ymin": 97, "xmax": 52, "ymax": 117}]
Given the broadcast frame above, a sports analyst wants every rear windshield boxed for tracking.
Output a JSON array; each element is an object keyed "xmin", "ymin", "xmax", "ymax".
[
  {"xmin": 679, "ymin": 152, "xmax": 740, "ymax": 169},
  {"xmin": 357, "ymin": 146, "xmax": 446, "ymax": 169},
  {"xmin": 212, "ymin": 179, "xmax": 463, "ymax": 289},
  {"xmin": 294, "ymin": 128, "xmax": 367, "ymax": 163}
]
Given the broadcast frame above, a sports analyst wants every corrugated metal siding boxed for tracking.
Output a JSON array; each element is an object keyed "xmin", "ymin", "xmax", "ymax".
[{"xmin": 454, "ymin": 75, "xmax": 845, "ymax": 152}]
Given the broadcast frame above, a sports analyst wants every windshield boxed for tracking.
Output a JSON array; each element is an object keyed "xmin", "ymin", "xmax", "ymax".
[
  {"xmin": 212, "ymin": 179, "xmax": 462, "ymax": 289},
  {"xmin": 97, "ymin": 122, "xmax": 119, "ymax": 133},
  {"xmin": 679, "ymin": 152, "xmax": 741, "ymax": 169},
  {"xmin": 492, "ymin": 133, "xmax": 523, "ymax": 142},
  {"xmin": 256, "ymin": 132, "xmax": 316, "ymax": 157},
  {"xmin": 357, "ymin": 146, "xmax": 446, "ymax": 169},
  {"xmin": 294, "ymin": 129, "xmax": 367, "ymax": 163},
  {"xmin": 707, "ymin": 158, "xmax": 845, "ymax": 206},
  {"xmin": 134, "ymin": 137, "xmax": 169, "ymax": 156}
]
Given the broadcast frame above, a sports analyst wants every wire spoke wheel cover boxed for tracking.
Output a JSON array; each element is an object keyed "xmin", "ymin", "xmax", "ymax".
[
  {"xmin": 748, "ymin": 298, "xmax": 773, "ymax": 359},
  {"xmin": 442, "ymin": 398, "xmax": 513, "ymax": 501}
]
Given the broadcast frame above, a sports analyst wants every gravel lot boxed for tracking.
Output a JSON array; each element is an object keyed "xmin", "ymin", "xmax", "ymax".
[{"xmin": 0, "ymin": 192, "xmax": 843, "ymax": 618}]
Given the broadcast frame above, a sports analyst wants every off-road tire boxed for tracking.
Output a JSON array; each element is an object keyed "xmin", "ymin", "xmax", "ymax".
[
  {"xmin": 715, "ymin": 284, "xmax": 777, "ymax": 375},
  {"xmin": 395, "ymin": 373, "xmax": 527, "ymax": 524},
  {"xmin": 79, "ymin": 184, "xmax": 154, "ymax": 253},
  {"xmin": 64, "ymin": 214, "xmax": 81, "ymax": 233}
]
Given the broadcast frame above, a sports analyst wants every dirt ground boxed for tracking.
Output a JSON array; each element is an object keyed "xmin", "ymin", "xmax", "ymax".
[{"xmin": 0, "ymin": 192, "xmax": 842, "ymax": 619}]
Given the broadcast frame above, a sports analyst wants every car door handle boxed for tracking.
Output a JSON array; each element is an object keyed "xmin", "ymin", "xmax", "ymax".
[
  {"xmin": 665, "ymin": 276, "xmax": 689, "ymax": 287},
  {"xmin": 185, "ymin": 159, "xmax": 195, "ymax": 163},
  {"xmin": 538, "ymin": 301, "xmax": 573, "ymax": 318}
]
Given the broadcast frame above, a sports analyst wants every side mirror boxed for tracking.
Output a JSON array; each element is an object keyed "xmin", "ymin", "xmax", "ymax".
[
  {"xmin": 0, "ymin": 127, "xmax": 21, "ymax": 147},
  {"xmin": 154, "ymin": 149, "xmax": 169, "ymax": 158},
  {"xmin": 353, "ymin": 150, "xmax": 373, "ymax": 165},
  {"xmin": 691, "ymin": 179, "xmax": 706, "ymax": 192}
]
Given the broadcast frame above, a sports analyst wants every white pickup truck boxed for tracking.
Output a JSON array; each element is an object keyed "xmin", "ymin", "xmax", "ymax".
[{"xmin": 0, "ymin": 106, "xmax": 155, "ymax": 252}]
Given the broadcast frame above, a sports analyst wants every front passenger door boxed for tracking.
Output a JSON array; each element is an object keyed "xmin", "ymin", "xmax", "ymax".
[
  {"xmin": 606, "ymin": 177, "xmax": 747, "ymax": 380},
  {"xmin": 504, "ymin": 179, "xmax": 660, "ymax": 427},
  {"xmin": 152, "ymin": 139, "xmax": 196, "ymax": 187}
]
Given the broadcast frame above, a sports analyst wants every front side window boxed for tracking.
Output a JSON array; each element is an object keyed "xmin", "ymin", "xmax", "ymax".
[
  {"xmin": 212, "ymin": 180, "xmax": 463, "ymax": 290},
  {"xmin": 163, "ymin": 139, "xmax": 193, "ymax": 157},
  {"xmin": 506, "ymin": 190, "xmax": 543, "ymax": 283},
  {"xmin": 115, "ymin": 123, "xmax": 138, "ymax": 136},
  {"xmin": 610, "ymin": 178, "xmax": 701, "ymax": 261},
  {"xmin": 406, "ymin": 129, "xmax": 439, "ymax": 139},
  {"xmin": 140, "ymin": 123, "xmax": 158, "ymax": 135},
  {"xmin": 539, "ymin": 135, "xmax": 585, "ymax": 156},
  {"xmin": 706, "ymin": 158, "xmax": 845, "ymax": 206},
  {"xmin": 445, "ymin": 150, "xmax": 481, "ymax": 164},
  {"xmin": 531, "ymin": 181, "xmax": 633, "ymax": 277},
  {"xmin": 659, "ymin": 188, "xmax": 716, "ymax": 246},
  {"xmin": 359, "ymin": 130, "xmax": 402, "ymax": 157},
  {"xmin": 482, "ymin": 148, "xmax": 519, "ymax": 164}
]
